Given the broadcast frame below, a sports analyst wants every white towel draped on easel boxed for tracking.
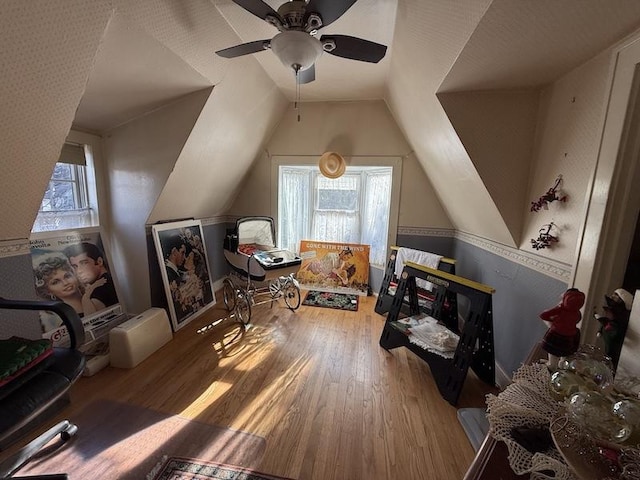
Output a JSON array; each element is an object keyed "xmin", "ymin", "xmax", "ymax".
[{"xmin": 394, "ymin": 247, "xmax": 443, "ymax": 291}]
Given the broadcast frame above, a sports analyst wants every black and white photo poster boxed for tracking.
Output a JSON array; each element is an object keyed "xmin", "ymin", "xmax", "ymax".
[{"xmin": 152, "ymin": 220, "xmax": 215, "ymax": 331}]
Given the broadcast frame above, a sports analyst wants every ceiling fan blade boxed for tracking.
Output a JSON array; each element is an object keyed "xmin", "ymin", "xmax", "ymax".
[
  {"xmin": 298, "ymin": 64, "xmax": 316, "ymax": 84},
  {"xmin": 321, "ymin": 34, "xmax": 387, "ymax": 63},
  {"xmin": 305, "ymin": 0, "xmax": 357, "ymax": 28},
  {"xmin": 231, "ymin": 0, "xmax": 283, "ymax": 22},
  {"xmin": 215, "ymin": 39, "xmax": 271, "ymax": 59}
]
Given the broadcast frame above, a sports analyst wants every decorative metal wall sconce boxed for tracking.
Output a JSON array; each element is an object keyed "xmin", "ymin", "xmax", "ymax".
[
  {"xmin": 531, "ymin": 175, "xmax": 567, "ymax": 212},
  {"xmin": 531, "ymin": 222, "xmax": 559, "ymax": 250}
]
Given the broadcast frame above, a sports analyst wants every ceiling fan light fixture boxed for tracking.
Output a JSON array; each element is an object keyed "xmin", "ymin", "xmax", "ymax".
[{"xmin": 270, "ymin": 31, "xmax": 323, "ymax": 71}]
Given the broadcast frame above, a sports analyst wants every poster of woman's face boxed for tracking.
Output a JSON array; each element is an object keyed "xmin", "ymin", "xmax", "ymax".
[
  {"xmin": 152, "ymin": 220, "xmax": 215, "ymax": 331},
  {"xmin": 30, "ymin": 227, "xmax": 122, "ymax": 346}
]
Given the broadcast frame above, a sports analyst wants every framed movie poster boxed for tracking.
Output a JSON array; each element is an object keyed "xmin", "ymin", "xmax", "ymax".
[
  {"xmin": 297, "ymin": 240, "xmax": 370, "ymax": 296},
  {"xmin": 152, "ymin": 220, "xmax": 215, "ymax": 331},
  {"xmin": 29, "ymin": 227, "xmax": 127, "ymax": 349}
]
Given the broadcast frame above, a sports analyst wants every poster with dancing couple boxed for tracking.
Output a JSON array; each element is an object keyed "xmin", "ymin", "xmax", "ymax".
[
  {"xmin": 152, "ymin": 220, "xmax": 215, "ymax": 331},
  {"xmin": 30, "ymin": 227, "xmax": 125, "ymax": 349}
]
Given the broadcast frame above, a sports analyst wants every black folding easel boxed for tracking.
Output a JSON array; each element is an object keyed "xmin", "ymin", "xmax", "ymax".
[
  {"xmin": 375, "ymin": 247, "xmax": 457, "ymax": 323},
  {"xmin": 379, "ymin": 262, "xmax": 496, "ymax": 406}
]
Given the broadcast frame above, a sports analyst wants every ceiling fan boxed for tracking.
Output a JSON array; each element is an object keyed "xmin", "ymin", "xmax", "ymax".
[{"xmin": 215, "ymin": 0, "xmax": 387, "ymax": 84}]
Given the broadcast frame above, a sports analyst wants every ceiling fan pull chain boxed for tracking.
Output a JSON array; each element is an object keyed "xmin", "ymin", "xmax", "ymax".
[{"xmin": 295, "ymin": 68, "xmax": 301, "ymax": 122}]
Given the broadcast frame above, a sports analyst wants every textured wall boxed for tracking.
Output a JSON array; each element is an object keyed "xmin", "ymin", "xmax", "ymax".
[
  {"xmin": 522, "ymin": 50, "xmax": 613, "ymax": 264},
  {"xmin": 0, "ymin": 0, "xmax": 113, "ymax": 241},
  {"xmin": 438, "ymin": 89, "xmax": 540, "ymax": 244}
]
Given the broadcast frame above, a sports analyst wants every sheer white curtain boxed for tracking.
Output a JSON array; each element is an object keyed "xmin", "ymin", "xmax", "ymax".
[
  {"xmin": 361, "ymin": 171, "xmax": 392, "ymax": 265},
  {"xmin": 278, "ymin": 168, "xmax": 310, "ymax": 252},
  {"xmin": 32, "ymin": 208, "xmax": 93, "ymax": 232},
  {"xmin": 311, "ymin": 174, "xmax": 360, "ymax": 243},
  {"xmin": 312, "ymin": 211, "xmax": 360, "ymax": 243},
  {"xmin": 278, "ymin": 165, "xmax": 392, "ymax": 265}
]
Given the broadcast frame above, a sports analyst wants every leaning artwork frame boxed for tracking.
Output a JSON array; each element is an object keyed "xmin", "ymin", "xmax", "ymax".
[
  {"xmin": 151, "ymin": 220, "xmax": 215, "ymax": 331},
  {"xmin": 29, "ymin": 227, "xmax": 128, "ymax": 351},
  {"xmin": 297, "ymin": 240, "xmax": 370, "ymax": 296}
]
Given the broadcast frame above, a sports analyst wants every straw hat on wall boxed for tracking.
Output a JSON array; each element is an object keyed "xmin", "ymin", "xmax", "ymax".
[{"xmin": 319, "ymin": 152, "xmax": 346, "ymax": 179}]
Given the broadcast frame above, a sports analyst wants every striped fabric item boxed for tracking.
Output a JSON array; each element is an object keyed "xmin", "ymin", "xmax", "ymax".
[{"xmin": 0, "ymin": 337, "xmax": 53, "ymax": 387}]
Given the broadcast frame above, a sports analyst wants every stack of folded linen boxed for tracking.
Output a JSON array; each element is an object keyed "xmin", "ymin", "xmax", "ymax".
[
  {"xmin": 394, "ymin": 247, "xmax": 443, "ymax": 291},
  {"xmin": 407, "ymin": 316, "xmax": 459, "ymax": 359}
]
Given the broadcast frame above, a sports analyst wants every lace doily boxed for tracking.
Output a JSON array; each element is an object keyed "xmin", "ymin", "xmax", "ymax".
[
  {"xmin": 487, "ymin": 363, "xmax": 576, "ymax": 479},
  {"xmin": 404, "ymin": 315, "xmax": 459, "ymax": 359}
]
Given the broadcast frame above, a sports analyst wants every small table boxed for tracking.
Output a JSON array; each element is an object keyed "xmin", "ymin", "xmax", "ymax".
[{"xmin": 463, "ymin": 434, "xmax": 523, "ymax": 479}]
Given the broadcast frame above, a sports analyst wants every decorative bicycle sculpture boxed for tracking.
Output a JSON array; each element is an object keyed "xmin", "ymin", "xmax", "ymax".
[{"xmin": 222, "ymin": 216, "xmax": 302, "ymax": 324}]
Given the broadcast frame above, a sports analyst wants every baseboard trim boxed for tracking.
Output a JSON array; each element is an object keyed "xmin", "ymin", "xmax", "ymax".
[{"xmin": 494, "ymin": 362, "xmax": 512, "ymax": 389}]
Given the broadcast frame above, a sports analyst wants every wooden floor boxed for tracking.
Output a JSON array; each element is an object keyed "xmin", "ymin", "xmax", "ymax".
[{"xmin": 11, "ymin": 294, "xmax": 496, "ymax": 479}]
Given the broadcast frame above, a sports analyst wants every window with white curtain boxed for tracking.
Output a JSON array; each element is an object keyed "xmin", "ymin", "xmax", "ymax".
[
  {"xmin": 278, "ymin": 165, "xmax": 393, "ymax": 265},
  {"xmin": 32, "ymin": 141, "xmax": 99, "ymax": 232}
]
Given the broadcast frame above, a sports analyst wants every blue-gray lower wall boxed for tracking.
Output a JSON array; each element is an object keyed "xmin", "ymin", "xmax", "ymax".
[
  {"xmin": 0, "ymin": 251, "xmax": 45, "ymax": 340},
  {"xmin": 452, "ymin": 239, "xmax": 568, "ymax": 378}
]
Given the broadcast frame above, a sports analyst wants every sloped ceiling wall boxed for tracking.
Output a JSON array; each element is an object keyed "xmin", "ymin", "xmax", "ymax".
[
  {"xmin": 0, "ymin": 0, "xmax": 113, "ymax": 241},
  {"xmin": 99, "ymin": 1, "xmax": 288, "ymax": 312},
  {"xmin": 106, "ymin": 0, "xmax": 289, "ymax": 223},
  {"xmin": 148, "ymin": 61, "xmax": 287, "ymax": 222},
  {"xmin": 104, "ymin": 88, "xmax": 213, "ymax": 313},
  {"xmin": 74, "ymin": 13, "xmax": 213, "ymax": 132},
  {"xmin": 0, "ymin": 0, "xmax": 288, "ymax": 243},
  {"xmin": 387, "ymin": 0, "xmax": 640, "ymax": 248},
  {"xmin": 385, "ymin": 0, "xmax": 516, "ymax": 245},
  {"xmin": 437, "ymin": 89, "xmax": 539, "ymax": 243}
]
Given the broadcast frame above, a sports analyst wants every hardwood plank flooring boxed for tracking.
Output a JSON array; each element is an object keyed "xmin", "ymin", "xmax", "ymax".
[{"xmin": 8, "ymin": 294, "xmax": 497, "ymax": 479}]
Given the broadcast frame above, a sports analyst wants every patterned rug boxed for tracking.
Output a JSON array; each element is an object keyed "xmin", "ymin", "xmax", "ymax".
[
  {"xmin": 148, "ymin": 456, "xmax": 294, "ymax": 480},
  {"xmin": 18, "ymin": 400, "xmax": 266, "ymax": 479},
  {"xmin": 302, "ymin": 290, "xmax": 359, "ymax": 311}
]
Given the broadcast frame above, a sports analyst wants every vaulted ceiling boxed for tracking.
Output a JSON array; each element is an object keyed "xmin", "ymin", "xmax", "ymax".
[
  {"xmin": 75, "ymin": 0, "xmax": 640, "ymax": 132},
  {"xmin": 4, "ymin": 0, "xmax": 640, "ymax": 247},
  {"xmin": 77, "ymin": 0, "xmax": 640, "ymax": 246}
]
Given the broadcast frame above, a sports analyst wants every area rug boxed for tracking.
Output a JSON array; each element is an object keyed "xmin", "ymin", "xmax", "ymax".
[
  {"xmin": 148, "ymin": 456, "xmax": 295, "ymax": 480},
  {"xmin": 302, "ymin": 290, "xmax": 359, "ymax": 311},
  {"xmin": 18, "ymin": 399, "xmax": 266, "ymax": 480}
]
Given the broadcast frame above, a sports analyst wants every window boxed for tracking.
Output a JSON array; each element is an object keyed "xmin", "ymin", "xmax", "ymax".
[
  {"xmin": 40, "ymin": 162, "xmax": 88, "ymax": 212},
  {"xmin": 278, "ymin": 165, "xmax": 394, "ymax": 265},
  {"xmin": 32, "ymin": 142, "xmax": 98, "ymax": 232}
]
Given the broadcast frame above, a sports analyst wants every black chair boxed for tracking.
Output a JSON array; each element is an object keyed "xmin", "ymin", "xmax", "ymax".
[{"xmin": 0, "ymin": 298, "xmax": 86, "ymax": 479}]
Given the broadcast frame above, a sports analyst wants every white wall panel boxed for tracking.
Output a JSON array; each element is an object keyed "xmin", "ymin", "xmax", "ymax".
[
  {"xmin": 104, "ymin": 88, "xmax": 212, "ymax": 314},
  {"xmin": 522, "ymin": 51, "xmax": 613, "ymax": 264},
  {"xmin": 229, "ymin": 100, "xmax": 452, "ymax": 229}
]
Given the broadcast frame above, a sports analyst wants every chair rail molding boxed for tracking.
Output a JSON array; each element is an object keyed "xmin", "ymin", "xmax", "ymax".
[
  {"xmin": 0, "ymin": 239, "xmax": 30, "ymax": 259},
  {"xmin": 396, "ymin": 226, "xmax": 571, "ymax": 282}
]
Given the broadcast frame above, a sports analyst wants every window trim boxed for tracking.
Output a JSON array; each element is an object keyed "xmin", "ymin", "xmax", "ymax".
[
  {"xmin": 271, "ymin": 155, "xmax": 401, "ymax": 265},
  {"xmin": 39, "ymin": 162, "xmax": 89, "ymax": 212},
  {"xmin": 31, "ymin": 131, "xmax": 102, "ymax": 233}
]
